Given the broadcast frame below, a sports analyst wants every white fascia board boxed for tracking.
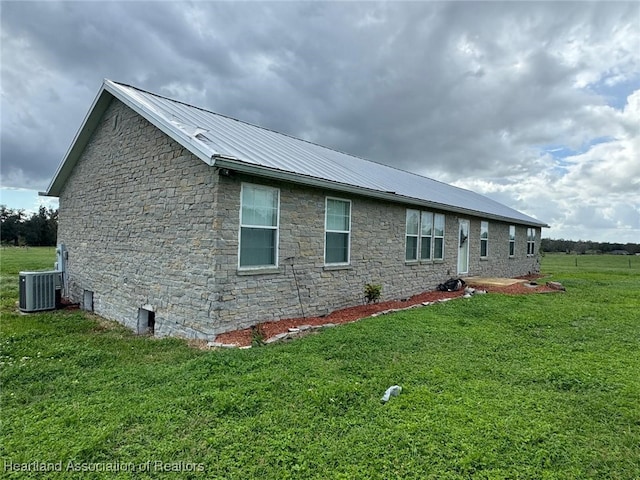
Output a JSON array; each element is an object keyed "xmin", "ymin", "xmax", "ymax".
[{"xmin": 213, "ymin": 156, "xmax": 548, "ymax": 228}]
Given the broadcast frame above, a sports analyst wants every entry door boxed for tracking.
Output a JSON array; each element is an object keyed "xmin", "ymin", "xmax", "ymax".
[{"xmin": 457, "ymin": 219, "xmax": 470, "ymax": 275}]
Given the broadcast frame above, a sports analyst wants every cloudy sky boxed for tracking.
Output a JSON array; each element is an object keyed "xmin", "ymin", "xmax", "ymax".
[{"xmin": 1, "ymin": 1, "xmax": 639, "ymax": 242}]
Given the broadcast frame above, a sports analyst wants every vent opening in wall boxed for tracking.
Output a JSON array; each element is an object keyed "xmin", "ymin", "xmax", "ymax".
[
  {"xmin": 138, "ymin": 308, "xmax": 155, "ymax": 336},
  {"xmin": 83, "ymin": 290, "xmax": 94, "ymax": 312}
]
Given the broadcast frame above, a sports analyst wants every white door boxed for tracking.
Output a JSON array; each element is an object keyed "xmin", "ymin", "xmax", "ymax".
[{"xmin": 457, "ymin": 219, "xmax": 470, "ymax": 275}]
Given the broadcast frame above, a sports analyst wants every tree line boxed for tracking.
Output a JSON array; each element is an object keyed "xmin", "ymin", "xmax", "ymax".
[
  {"xmin": 0, "ymin": 206, "xmax": 58, "ymax": 247},
  {"xmin": 541, "ymin": 238, "xmax": 640, "ymax": 255}
]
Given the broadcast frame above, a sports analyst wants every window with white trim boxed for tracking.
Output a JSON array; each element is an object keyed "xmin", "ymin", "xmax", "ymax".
[
  {"xmin": 527, "ymin": 228, "xmax": 536, "ymax": 255},
  {"xmin": 480, "ymin": 221, "xmax": 489, "ymax": 258},
  {"xmin": 433, "ymin": 213, "xmax": 445, "ymax": 260},
  {"xmin": 405, "ymin": 210, "xmax": 445, "ymax": 261},
  {"xmin": 509, "ymin": 225, "xmax": 516, "ymax": 257},
  {"xmin": 325, "ymin": 198, "xmax": 351, "ymax": 265},
  {"xmin": 405, "ymin": 210, "xmax": 419, "ymax": 261},
  {"xmin": 420, "ymin": 211, "xmax": 433, "ymax": 260},
  {"xmin": 239, "ymin": 183, "xmax": 279, "ymax": 268}
]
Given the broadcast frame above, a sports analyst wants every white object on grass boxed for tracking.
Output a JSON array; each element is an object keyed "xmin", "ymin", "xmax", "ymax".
[{"xmin": 381, "ymin": 385, "xmax": 402, "ymax": 402}]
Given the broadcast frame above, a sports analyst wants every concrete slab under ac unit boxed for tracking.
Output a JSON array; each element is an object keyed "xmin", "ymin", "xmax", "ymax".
[{"xmin": 463, "ymin": 276, "xmax": 526, "ymax": 287}]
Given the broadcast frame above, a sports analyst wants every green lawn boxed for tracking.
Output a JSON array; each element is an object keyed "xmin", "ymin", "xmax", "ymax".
[{"xmin": 1, "ymin": 248, "xmax": 639, "ymax": 479}]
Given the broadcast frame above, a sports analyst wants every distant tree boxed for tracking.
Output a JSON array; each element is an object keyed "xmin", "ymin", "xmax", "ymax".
[
  {"xmin": 24, "ymin": 206, "xmax": 58, "ymax": 246},
  {"xmin": 542, "ymin": 237, "xmax": 640, "ymax": 255},
  {"xmin": 626, "ymin": 243, "xmax": 640, "ymax": 255},
  {"xmin": 0, "ymin": 205, "xmax": 58, "ymax": 246},
  {"xmin": 0, "ymin": 206, "xmax": 25, "ymax": 245}
]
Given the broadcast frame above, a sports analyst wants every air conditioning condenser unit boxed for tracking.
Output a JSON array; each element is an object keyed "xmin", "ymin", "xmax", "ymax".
[{"xmin": 19, "ymin": 271, "xmax": 60, "ymax": 313}]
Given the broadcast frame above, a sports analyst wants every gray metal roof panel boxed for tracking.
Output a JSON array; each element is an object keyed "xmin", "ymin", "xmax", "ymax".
[{"xmin": 45, "ymin": 80, "xmax": 547, "ymax": 227}]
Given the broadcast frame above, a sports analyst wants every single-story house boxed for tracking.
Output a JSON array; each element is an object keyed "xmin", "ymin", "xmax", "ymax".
[{"xmin": 42, "ymin": 79, "xmax": 548, "ymax": 339}]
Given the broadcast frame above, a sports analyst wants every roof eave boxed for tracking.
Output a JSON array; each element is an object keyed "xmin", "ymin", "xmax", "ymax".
[
  {"xmin": 43, "ymin": 80, "xmax": 548, "ymax": 229},
  {"xmin": 213, "ymin": 156, "xmax": 549, "ymax": 228}
]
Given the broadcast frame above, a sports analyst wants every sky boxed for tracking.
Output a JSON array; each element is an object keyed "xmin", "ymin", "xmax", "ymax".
[{"xmin": 1, "ymin": 1, "xmax": 639, "ymax": 243}]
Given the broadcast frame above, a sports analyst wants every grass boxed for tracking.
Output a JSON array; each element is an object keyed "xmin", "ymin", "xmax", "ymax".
[{"xmin": 1, "ymin": 248, "xmax": 639, "ymax": 479}]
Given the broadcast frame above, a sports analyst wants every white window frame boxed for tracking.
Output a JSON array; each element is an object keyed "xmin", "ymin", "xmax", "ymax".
[
  {"xmin": 405, "ymin": 210, "xmax": 445, "ymax": 262},
  {"xmin": 509, "ymin": 225, "xmax": 516, "ymax": 257},
  {"xmin": 405, "ymin": 209, "xmax": 420, "ymax": 261},
  {"xmin": 480, "ymin": 221, "xmax": 489, "ymax": 258},
  {"xmin": 420, "ymin": 211, "xmax": 433, "ymax": 260},
  {"xmin": 433, "ymin": 213, "xmax": 445, "ymax": 261},
  {"xmin": 238, "ymin": 183, "xmax": 280, "ymax": 269},
  {"xmin": 324, "ymin": 197, "xmax": 351, "ymax": 265},
  {"xmin": 527, "ymin": 227, "xmax": 536, "ymax": 256}
]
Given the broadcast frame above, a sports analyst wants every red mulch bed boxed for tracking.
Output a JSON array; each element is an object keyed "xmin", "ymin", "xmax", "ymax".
[{"xmin": 214, "ymin": 276, "xmax": 558, "ymax": 347}]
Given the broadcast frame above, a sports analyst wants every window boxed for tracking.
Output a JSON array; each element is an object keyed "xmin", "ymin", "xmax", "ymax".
[
  {"xmin": 433, "ymin": 213, "xmax": 445, "ymax": 260},
  {"xmin": 325, "ymin": 198, "xmax": 351, "ymax": 264},
  {"xmin": 480, "ymin": 221, "xmax": 489, "ymax": 258},
  {"xmin": 420, "ymin": 211, "xmax": 433, "ymax": 260},
  {"xmin": 405, "ymin": 210, "xmax": 445, "ymax": 261},
  {"xmin": 405, "ymin": 210, "xmax": 419, "ymax": 261},
  {"xmin": 527, "ymin": 228, "xmax": 536, "ymax": 255},
  {"xmin": 509, "ymin": 225, "xmax": 516, "ymax": 257},
  {"xmin": 239, "ymin": 184, "xmax": 279, "ymax": 268}
]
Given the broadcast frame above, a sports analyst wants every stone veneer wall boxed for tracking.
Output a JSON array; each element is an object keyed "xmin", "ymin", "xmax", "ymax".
[
  {"xmin": 211, "ymin": 175, "xmax": 541, "ymax": 332},
  {"xmin": 467, "ymin": 222, "xmax": 541, "ymax": 278},
  {"xmin": 58, "ymin": 98, "xmax": 540, "ymax": 339},
  {"xmin": 58, "ymin": 98, "xmax": 223, "ymax": 338}
]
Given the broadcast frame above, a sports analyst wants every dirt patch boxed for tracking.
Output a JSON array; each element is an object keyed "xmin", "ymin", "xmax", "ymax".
[
  {"xmin": 214, "ymin": 275, "xmax": 559, "ymax": 348},
  {"xmin": 464, "ymin": 276, "xmax": 523, "ymax": 287}
]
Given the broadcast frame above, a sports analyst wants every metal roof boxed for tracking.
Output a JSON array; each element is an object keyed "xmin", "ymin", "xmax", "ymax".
[{"xmin": 44, "ymin": 79, "xmax": 547, "ymax": 227}]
